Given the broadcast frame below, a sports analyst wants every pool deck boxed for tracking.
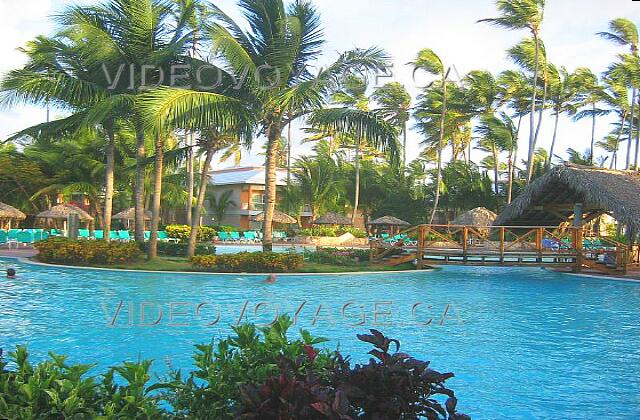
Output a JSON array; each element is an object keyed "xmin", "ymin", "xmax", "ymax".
[{"xmin": 3, "ymin": 247, "xmax": 640, "ymax": 281}]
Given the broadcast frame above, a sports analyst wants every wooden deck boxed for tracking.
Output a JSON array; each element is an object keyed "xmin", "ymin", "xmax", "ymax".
[{"xmin": 371, "ymin": 224, "xmax": 631, "ymax": 275}]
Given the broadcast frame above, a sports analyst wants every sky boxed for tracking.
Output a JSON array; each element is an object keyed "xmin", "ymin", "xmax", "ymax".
[{"xmin": 1, "ymin": 0, "xmax": 639, "ymax": 168}]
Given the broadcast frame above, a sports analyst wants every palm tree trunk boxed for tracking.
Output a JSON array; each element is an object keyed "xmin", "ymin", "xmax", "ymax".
[
  {"xmin": 533, "ymin": 70, "xmax": 548, "ymax": 152},
  {"xmin": 402, "ymin": 122, "xmax": 407, "ymax": 169},
  {"xmin": 627, "ymin": 89, "xmax": 636, "ymax": 169},
  {"xmin": 429, "ymin": 76, "xmax": 447, "ymax": 224},
  {"xmin": 187, "ymin": 148, "xmax": 215, "ymax": 258},
  {"xmin": 103, "ymin": 128, "xmax": 116, "ymax": 241},
  {"xmin": 526, "ymin": 33, "xmax": 540, "ymax": 184},
  {"xmin": 186, "ymin": 132, "xmax": 195, "ymax": 225},
  {"xmin": 287, "ymin": 121, "xmax": 292, "ymax": 186},
  {"xmin": 613, "ymin": 111, "xmax": 627, "ymax": 170},
  {"xmin": 590, "ymin": 102, "xmax": 597, "ymax": 165},
  {"xmin": 492, "ymin": 145, "xmax": 499, "ymax": 195},
  {"xmin": 134, "ymin": 121, "xmax": 146, "ymax": 243},
  {"xmin": 635, "ymin": 95, "xmax": 640, "ymax": 169},
  {"xmin": 352, "ymin": 140, "xmax": 361, "ymax": 225},
  {"xmin": 507, "ymin": 152, "xmax": 514, "ymax": 204},
  {"xmin": 548, "ymin": 110, "xmax": 560, "ymax": 168},
  {"xmin": 148, "ymin": 136, "xmax": 165, "ymax": 259},
  {"xmin": 262, "ymin": 125, "xmax": 282, "ymax": 252}
]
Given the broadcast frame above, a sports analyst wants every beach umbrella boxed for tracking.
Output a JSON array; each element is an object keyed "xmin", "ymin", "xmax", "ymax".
[
  {"xmin": 36, "ymin": 204, "xmax": 94, "ymax": 234},
  {"xmin": 368, "ymin": 215, "xmax": 411, "ymax": 235},
  {"xmin": 112, "ymin": 207, "xmax": 152, "ymax": 221},
  {"xmin": 254, "ymin": 209, "xmax": 297, "ymax": 224},
  {"xmin": 0, "ymin": 202, "xmax": 26, "ymax": 229},
  {"xmin": 313, "ymin": 212, "xmax": 352, "ymax": 225},
  {"xmin": 452, "ymin": 207, "xmax": 497, "ymax": 226}
]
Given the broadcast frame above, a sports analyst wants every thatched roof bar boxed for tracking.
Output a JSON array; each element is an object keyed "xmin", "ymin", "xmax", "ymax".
[
  {"xmin": 313, "ymin": 212, "xmax": 352, "ymax": 225},
  {"xmin": 0, "ymin": 202, "xmax": 26, "ymax": 220}
]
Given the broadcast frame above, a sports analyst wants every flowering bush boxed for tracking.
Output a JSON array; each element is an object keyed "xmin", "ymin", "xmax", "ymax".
[
  {"xmin": 305, "ymin": 247, "xmax": 371, "ymax": 265},
  {"xmin": 191, "ymin": 252, "xmax": 304, "ymax": 272},
  {"xmin": 164, "ymin": 225, "xmax": 217, "ymax": 242},
  {"xmin": 299, "ymin": 226, "xmax": 367, "ymax": 238},
  {"xmin": 35, "ymin": 238, "xmax": 141, "ymax": 265},
  {"xmin": 141, "ymin": 242, "xmax": 216, "ymax": 257}
]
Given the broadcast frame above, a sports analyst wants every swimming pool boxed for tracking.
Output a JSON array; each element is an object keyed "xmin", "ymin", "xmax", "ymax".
[{"xmin": 1, "ymin": 258, "xmax": 639, "ymax": 418}]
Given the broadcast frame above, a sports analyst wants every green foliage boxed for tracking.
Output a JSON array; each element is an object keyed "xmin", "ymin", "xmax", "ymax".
[
  {"xmin": 0, "ymin": 346, "xmax": 168, "ymax": 419},
  {"xmin": 299, "ymin": 226, "xmax": 367, "ymax": 238},
  {"xmin": 165, "ymin": 225, "xmax": 217, "ymax": 242},
  {"xmin": 34, "ymin": 238, "xmax": 141, "ymax": 265},
  {"xmin": 0, "ymin": 318, "xmax": 467, "ymax": 419},
  {"xmin": 304, "ymin": 247, "xmax": 370, "ymax": 266},
  {"xmin": 211, "ymin": 225, "xmax": 238, "ymax": 233},
  {"xmin": 141, "ymin": 242, "xmax": 216, "ymax": 257},
  {"xmin": 191, "ymin": 252, "xmax": 304, "ymax": 273}
]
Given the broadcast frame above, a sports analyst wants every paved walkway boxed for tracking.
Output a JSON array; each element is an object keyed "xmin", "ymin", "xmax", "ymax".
[{"xmin": 0, "ymin": 248, "xmax": 37, "ymax": 259}]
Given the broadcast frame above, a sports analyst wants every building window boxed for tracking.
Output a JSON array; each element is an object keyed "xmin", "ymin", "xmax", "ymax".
[{"xmin": 251, "ymin": 194, "xmax": 265, "ymax": 210}]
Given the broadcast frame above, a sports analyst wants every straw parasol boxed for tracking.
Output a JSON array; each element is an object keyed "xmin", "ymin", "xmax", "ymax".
[
  {"xmin": 0, "ymin": 202, "xmax": 26, "ymax": 220},
  {"xmin": 113, "ymin": 207, "xmax": 151, "ymax": 221},
  {"xmin": 0, "ymin": 202, "xmax": 26, "ymax": 229},
  {"xmin": 452, "ymin": 207, "xmax": 497, "ymax": 227},
  {"xmin": 313, "ymin": 212, "xmax": 352, "ymax": 225},
  {"xmin": 254, "ymin": 209, "xmax": 297, "ymax": 224},
  {"xmin": 368, "ymin": 216, "xmax": 411, "ymax": 227},
  {"xmin": 36, "ymin": 204, "xmax": 94, "ymax": 221}
]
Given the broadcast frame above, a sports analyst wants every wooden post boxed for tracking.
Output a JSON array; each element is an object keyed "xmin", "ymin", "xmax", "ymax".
[
  {"xmin": 462, "ymin": 227, "xmax": 468, "ymax": 262},
  {"xmin": 499, "ymin": 227, "xmax": 505, "ymax": 263},
  {"xmin": 535, "ymin": 227, "xmax": 543, "ymax": 263},
  {"xmin": 574, "ymin": 227, "xmax": 584, "ymax": 272},
  {"xmin": 416, "ymin": 226, "xmax": 425, "ymax": 270}
]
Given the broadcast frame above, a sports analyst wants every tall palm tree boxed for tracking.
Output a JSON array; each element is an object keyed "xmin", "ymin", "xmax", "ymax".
[
  {"xmin": 599, "ymin": 18, "xmax": 639, "ymax": 168},
  {"xmin": 372, "ymin": 82, "xmax": 412, "ymax": 168},
  {"xmin": 546, "ymin": 64, "xmax": 578, "ymax": 166},
  {"xmin": 480, "ymin": 0, "xmax": 546, "ymax": 184},
  {"xmin": 141, "ymin": 0, "xmax": 391, "ymax": 251},
  {"xmin": 572, "ymin": 68, "xmax": 605, "ymax": 165},
  {"xmin": 411, "ymin": 49, "xmax": 450, "ymax": 223}
]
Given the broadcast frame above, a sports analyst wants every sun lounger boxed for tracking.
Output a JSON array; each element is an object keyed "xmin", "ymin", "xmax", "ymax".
[
  {"xmin": 158, "ymin": 231, "xmax": 179, "ymax": 243},
  {"xmin": 118, "ymin": 230, "xmax": 131, "ymax": 241},
  {"xmin": 79, "ymin": 229, "xmax": 91, "ymax": 239},
  {"xmin": 16, "ymin": 231, "xmax": 35, "ymax": 246},
  {"xmin": 218, "ymin": 232, "xmax": 230, "ymax": 242},
  {"xmin": 230, "ymin": 231, "xmax": 241, "ymax": 242}
]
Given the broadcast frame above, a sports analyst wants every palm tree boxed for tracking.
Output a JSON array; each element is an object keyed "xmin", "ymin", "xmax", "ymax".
[
  {"xmin": 546, "ymin": 64, "xmax": 578, "ymax": 166},
  {"xmin": 480, "ymin": 0, "xmax": 546, "ymax": 183},
  {"xmin": 411, "ymin": 49, "xmax": 450, "ymax": 224},
  {"xmin": 599, "ymin": 18, "xmax": 639, "ymax": 168},
  {"xmin": 141, "ymin": 0, "xmax": 391, "ymax": 251},
  {"xmin": 372, "ymin": 82, "xmax": 412, "ymax": 168},
  {"xmin": 572, "ymin": 68, "xmax": 605, "ymax": 165},
  {"xmin": 208, "ymin": 189, "xmax": 237, "ymax": 224}
]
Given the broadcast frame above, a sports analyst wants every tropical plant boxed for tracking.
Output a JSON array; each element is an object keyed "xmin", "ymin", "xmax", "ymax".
[
  {"xmin": 206, "ymin": 189, "xmax": 236, "ymax": 226},
  {"xmin": 372, "ymin": 82, "xmax": 412, "ymax": 167}
]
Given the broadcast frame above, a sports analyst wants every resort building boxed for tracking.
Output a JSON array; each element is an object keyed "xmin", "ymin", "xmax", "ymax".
[{"xmin": 205, "ymin": 166, "xmax": 313, "ymax": 229}]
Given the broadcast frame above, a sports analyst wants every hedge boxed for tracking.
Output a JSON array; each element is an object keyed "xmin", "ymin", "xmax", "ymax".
[
  {"xmin": 141, "ymin": 242, "xmax": 216, "ymax": 257},
  {"xmin": 35, "ymin": 238, "xmax": 141, "ymax": 265},
  {"xmin": 164, "ymin": 225, "xmax": 217, "ymax": 242},
  {"xmin": 191, "ymin": 252, "xmax": 304, "ymax": 273}
]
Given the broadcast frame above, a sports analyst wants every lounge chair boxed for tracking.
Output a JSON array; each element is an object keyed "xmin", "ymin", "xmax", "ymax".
[
  {"xmin": 144, "ymin": 231, "xmax": 151, "ymax": 241},
  {"xmin": 218, "ymin": 232, "xmax": 230, "ymax": 242},
  {"xmin": 109, "ymin": 231, "xmax": 119, "ymax": 241},
  {"xmin": 79, "ymin": 229, "xmax": 91, "ymax": 240},
  {"xmin": 0, "ymin": 230, "xmax": 7, "ymax": 247},
  {"xmin": 94, "ymin": 230, "xmax": 104, "ymax": 240},
  {"xmin": 118, "ymin": 230, "xmax": 131, "ymax": 242},
  {"xmin": 16, "ymin": 231, "xmax": 35, "ymax": 246},
  {"xmin": 243, "ymin": 231, "xmax": 258, "ymax": 243},
  {"xmin": 230, "ymin": 231, "xmax": 241, "ymax": 242},
  {"xmin": 158, "ymin": 231, "xmax": 179, "ymax": 243}
]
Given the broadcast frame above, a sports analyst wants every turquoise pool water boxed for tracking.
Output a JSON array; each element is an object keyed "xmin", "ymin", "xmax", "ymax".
[{"xmin": 1, "ymin": 258, "xmax": 639, "ymax": 418}]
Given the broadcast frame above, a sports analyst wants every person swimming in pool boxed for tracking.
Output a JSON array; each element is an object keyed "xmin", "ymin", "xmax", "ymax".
[
  {"xmin": 6, "ymin": 268, "xmax": 16, "ymax": 279},
  {"xmin": 265, "ymin": 273, "xmax": 277, "ymax": 283}
]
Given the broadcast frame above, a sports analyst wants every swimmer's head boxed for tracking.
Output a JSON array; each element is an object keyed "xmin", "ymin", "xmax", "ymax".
[{"xmin": 6, "ymin": 268, "xmax": 16, "ymax": 277}]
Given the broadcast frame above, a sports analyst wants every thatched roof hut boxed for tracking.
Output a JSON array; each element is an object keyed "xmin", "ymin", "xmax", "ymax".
[
  {"xmin": 313, "ymin": 212, "xmax": 352, "ymax": 225},
  {"xmin": 495, "ymin": 164, "xmax": 640, "ymax": 231},
  {"xmin": 452, "ymin": 207, "xmax": 497, "ymax": 226},
  {"xmin": 36, "ymin": 204, "xmax": 94, "ymax": 221},
  {"xmin": 113, "ymin": 208, "xmax": 151, "ymax": 220},
  {"xmin": 254, "ymin": 209, "xmax": 297, "ymax": 224},
  {"xmin": 0, "ymin": 202, "xmax": 26, "ymax": 220},
  {"xmin": 368, "ymin": 216, "xmax": 411, "ymax": 226}
]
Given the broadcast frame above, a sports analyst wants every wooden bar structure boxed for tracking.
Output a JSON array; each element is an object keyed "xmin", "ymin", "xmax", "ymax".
[{"xmin": 370, "ymin": 224, "xmax": 630, "ymax": 275}]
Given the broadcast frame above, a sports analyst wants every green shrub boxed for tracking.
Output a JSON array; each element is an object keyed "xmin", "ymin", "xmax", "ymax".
[
  {"xmin": 141, "ymin": 242, "xmax": 216, "ymax": 257},
  {"xmin": 35, "ymin": 238, "xmax": 141, "ymax": 265},
  {"xmin": 298, "ymin": 226, "xmax": 367, "ymax": 238},
  {"xmin": 0, "ymin": 317, "xmax": 468, "ymax": 419},
  {"xmin": 305, "ymin": 247, "xmax": 370, "ymax": 265},
  {"xmin": 212, "ymin": 224, "xmax": 239, "ymax": 232},
  {"xmin": 191, "ymin": 252, "xmax": 304, "ymax": 272},
  {"xmin": 164, "ymin": 225, "xmax": 217, "ymax": 242}
]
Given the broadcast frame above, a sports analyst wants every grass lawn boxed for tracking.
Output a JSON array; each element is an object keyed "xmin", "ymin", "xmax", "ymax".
[{"xmin": 98, "ymin": 257, "xmax": 415, "ymax": 273}]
